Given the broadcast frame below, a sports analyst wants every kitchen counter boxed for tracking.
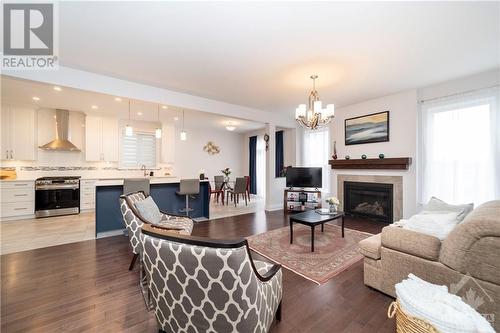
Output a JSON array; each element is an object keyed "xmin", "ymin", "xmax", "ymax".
[
  {"xmin": 95, "ymin": 178, "xmax": 210, "ymax": 237},
  {"xmin": 95, "ymin": 177, "xmax": 206, "ymax": 186}
]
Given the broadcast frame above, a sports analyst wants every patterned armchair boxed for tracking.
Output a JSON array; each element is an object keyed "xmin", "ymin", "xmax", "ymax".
[
  {"xmin": 140, "ymin": 224, "xmax": 283, "ymax": 333},
  {"xmin": 119, "ymin": 191, "xmax": 194, "ymax": 270}
]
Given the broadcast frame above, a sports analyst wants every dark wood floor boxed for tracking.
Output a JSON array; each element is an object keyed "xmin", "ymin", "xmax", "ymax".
[{"xmin": 1, "ymin": 211, "xmax": 395, "ymax": 333}]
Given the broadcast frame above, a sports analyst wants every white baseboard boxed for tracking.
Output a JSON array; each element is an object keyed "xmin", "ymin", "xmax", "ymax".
[
  {"xmin": 265, "ymin": 204, "xmax": 283, "ymax": 211},
  {"xmin": 97, "ymin": 229, "xmax": 126, "ymax": 238}
]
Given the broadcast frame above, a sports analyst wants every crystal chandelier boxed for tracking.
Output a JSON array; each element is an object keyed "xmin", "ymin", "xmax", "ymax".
[{"xmin": 295, "ymin": 75, "xmax": 335, "ymax": 130}]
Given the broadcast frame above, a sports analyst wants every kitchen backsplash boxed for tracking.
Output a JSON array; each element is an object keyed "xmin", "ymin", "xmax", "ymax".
[{"xmin": 0, "ymin": 165, "xmax": 174, "ymax": 180}]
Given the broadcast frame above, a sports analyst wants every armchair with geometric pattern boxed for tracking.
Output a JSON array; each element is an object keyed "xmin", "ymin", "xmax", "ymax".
[
  {"xmin": 119, "ymin": 191, "xmax": 194, "ymax": 270},
  {"xmin": 140, "ymin": 224, "xmax": 283, "ymax": 333}
]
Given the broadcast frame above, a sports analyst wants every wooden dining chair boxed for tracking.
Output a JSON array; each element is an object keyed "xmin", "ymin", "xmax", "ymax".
[{"xmin": 208, "ymin": 182, "xmax": 224, "ymax": 205}]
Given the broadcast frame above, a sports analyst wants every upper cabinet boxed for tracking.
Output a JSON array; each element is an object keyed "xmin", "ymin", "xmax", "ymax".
[
  {"xmin": 1, "ymin": 104, "xmax": 36, "ymax": 161},
  {"xmin": 85, "ymin": 116, "xmax": 119, "ymax": 162}
]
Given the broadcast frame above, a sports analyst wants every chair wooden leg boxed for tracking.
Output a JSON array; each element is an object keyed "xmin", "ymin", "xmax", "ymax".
[
  {"xmin": 129, "ymin": 253, "xmax": 138, "ymax": 271},
  {"xmin": 245, "ymin": 194, "xmax": 248, "ymax": 206},
  {"xmin": 276, "ymin": 301, "xmax": 282, "ymax": 322}
]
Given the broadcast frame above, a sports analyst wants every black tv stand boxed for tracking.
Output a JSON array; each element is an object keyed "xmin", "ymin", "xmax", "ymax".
[{"xmin": 284, "ymin": 189, "xmax": 322, "ymax": 213}]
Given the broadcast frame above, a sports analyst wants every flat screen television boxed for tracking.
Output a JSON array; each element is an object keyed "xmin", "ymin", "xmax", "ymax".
[{"xmin": 286, "ymin": 167, "xmax": 322, "ymax": 188}]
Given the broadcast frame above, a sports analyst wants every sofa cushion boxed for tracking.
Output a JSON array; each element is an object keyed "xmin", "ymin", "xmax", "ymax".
[
  {"xmin": 440, "ymin": 200, "xmax": 500, "ymax": 285},
  {"xmin": 359, "ymin": 233, "xmax": 382, "ymax": 260},
  {"xmin": 382, "ymin": 226, "xmax": 441, "ymax": 261}
]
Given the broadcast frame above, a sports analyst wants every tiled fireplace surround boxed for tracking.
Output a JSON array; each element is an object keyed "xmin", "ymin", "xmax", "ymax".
[{"xmin": 337, "ymin": 174, "xmax": 403, "ymax": 222}]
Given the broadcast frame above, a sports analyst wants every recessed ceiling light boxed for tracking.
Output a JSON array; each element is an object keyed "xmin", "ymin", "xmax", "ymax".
[
  {"xmin": 137, "ymin": 112, "xmax": 143, "ymax": 116},
  {"xmin": 115, "ymin": 97, "xmax": 122, "ymax": 102},
  {"xmin": 91, "ymin": 105, "xmax": 98, "ymax": 109},
  {"xmin": 53, "ymin": 86, "xmax": 62, "ymax": 91},
  {"xmin": 161, "ymin": 105, "xmax": 168, "ymax": 109},
  {"xmin": 32, "ymin": 96, "xmax": 40, "ymax": 101},
  {"xmin": 173, "ymin": 117, "xmax": 179, "ymax": 121}
]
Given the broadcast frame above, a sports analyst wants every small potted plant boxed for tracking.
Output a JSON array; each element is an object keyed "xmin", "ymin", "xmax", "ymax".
[
  {"xmin": 221, "ymin": 167, "xmax": 232, "ymax": 182},
  {"xmin": 325, "ymin": 196, "xmax": 340, "ymax": 213},
  {"xmin": 199, "ymin": 169, "xmax": 206, "ymax": 180}
]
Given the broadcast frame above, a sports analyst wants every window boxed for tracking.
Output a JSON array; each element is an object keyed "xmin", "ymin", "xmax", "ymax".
[
  {"xmin": 120, "ymin": 130, "xmax": 157, "ymax": 168},
  {"xmin": 302, "ymin": 127, "xmax": 330, "ymax": 192},
  {"xmin": 419, "ymin": 87, "xmax": 499, "ymax": 206}
]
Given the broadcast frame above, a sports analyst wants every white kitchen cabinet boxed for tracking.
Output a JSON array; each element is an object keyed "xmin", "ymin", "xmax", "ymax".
[
  {"xmin": 1, "ymin": 104, "xmax": 36, "ymax": 161},
  {"xmin": 80, "ymin": 179, "xmax": 97, "ymax": 210},
  {"xmin": 85, "ymin": 116, "xmax": 118, "ymax": 162},
  {"xmin": 101, "ymin": 117, "xmax": 119, "ymax": 162},
  {"xmin": 160, "ymin": 124, "xmax": 175, "ymax": 163},
  {"xmin": 0, "ymin": 181, "xmax": 35, "ymax": 218}
]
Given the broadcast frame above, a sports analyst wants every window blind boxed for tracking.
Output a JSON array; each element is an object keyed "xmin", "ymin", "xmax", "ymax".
[{"xmin": 121, "ymin": 130, "xmax": 157, "ymax": 168}]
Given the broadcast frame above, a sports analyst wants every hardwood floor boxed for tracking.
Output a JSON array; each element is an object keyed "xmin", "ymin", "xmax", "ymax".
[{"xmin": 1, "ymin": 210, "xmax": 395, "ymax": 333}]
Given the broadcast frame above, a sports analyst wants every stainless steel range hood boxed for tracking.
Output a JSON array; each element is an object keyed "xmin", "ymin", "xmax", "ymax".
[{"xmin": 39, "ymin": 109, "xmax": 81, "ymax": 151}]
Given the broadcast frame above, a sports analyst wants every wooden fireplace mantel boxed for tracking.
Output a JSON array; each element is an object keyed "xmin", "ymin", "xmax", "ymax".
[{"xmin": 329, "ymin": 157, "xmax": 412, "ymax": 170}]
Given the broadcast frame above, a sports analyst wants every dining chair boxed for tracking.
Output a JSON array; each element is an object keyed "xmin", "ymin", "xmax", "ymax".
[
  {"xmin": 211, "ymin": 175, "xmax": 225, "ymax": 204},
  {"xmin": 226, "ymin": 177, "xmax": 248, "ymax": 207},
  {"xmin": 208, "ymin": 182, "xmax": 224, "ymax": 205},
  {"xmin": 244, "ymin": 175, "xmax": 251, "ymax": 202}
]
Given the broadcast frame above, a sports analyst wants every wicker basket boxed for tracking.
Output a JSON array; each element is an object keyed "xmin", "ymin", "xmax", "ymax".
[{"xmin": 387, "ymin": 300, "xmax": 440, "ymax": 333}]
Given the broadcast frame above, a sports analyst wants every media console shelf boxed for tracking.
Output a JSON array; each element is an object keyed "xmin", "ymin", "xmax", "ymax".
[{"xmin": 284, "ymin": 189, "xmax": 322, "ymax": 212}]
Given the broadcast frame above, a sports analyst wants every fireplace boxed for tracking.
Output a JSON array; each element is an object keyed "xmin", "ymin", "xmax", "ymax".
[{"xmin": 344, "ymin": 181, "xmax": 393, "ymax": 223}]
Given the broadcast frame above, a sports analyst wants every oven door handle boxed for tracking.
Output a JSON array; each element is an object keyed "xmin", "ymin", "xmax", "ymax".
[{"xmin": 35, "ymin": 184, "xmax": 79, "ymax": 190}]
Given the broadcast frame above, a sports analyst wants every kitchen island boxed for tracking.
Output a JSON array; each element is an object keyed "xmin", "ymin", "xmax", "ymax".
[{"xmin": 95, "ymin": 178, "xmax": 209, "ymax": 237}]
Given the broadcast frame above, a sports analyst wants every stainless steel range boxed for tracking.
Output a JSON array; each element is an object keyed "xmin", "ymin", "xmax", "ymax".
[{"xmin": 35, "ymin": 176, "xmax": 81, "ymax": 218}]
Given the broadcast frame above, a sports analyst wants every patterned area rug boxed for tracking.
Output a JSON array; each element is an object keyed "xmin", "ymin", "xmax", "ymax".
[{"xmin": 247, "ymin": 224, "xmax": 372, "ymax": 285}]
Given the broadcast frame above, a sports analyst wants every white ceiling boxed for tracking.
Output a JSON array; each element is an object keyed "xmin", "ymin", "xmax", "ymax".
[
  {"xmin": 57, "ymin": 1, "xmax": 499, "ymax": 113},
  {"xmin": 1, "ymin": 77, "xmax": 265, "ymax": 133}
]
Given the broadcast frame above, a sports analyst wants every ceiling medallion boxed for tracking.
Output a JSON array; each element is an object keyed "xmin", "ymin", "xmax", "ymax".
[{"xmin": 295, "ymin": 75, "xmax": 335, "ymax": 130}]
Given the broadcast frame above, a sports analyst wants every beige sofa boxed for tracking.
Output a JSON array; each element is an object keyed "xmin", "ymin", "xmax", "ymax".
[{"xmin": 359, "ymin": 200, "xmax": 500, "ymax": 330}]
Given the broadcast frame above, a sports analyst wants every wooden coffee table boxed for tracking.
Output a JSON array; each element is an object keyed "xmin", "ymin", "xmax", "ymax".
[{"xmin": 289, "ymin": 210, "xmax": 345, "ymax": 252}]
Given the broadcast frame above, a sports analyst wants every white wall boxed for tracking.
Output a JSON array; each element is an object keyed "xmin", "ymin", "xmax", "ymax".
[
  {"xmin": 172, "ymin": 126, "xmax": 243, "ymax": 180},
  {"xmin": 329, "ymin": 90, "xmax": 418, "ymax": 217}
]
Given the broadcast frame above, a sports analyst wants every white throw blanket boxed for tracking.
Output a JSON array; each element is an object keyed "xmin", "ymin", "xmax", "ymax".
[
  {"xmin": 395, "ymin": 274, "xmax": 494, "ymax": 333},
  {"xmin": 401, "ymin": 211, "xmax": 460, "ymax": 240}
]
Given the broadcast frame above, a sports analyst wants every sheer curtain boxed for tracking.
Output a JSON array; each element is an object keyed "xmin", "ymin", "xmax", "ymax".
[
  {"xmin": 256, "ymin": 135, "xmax": 266, "ymax": 198},
  {"xmin": 302, "ymin": 127, "xmax": 330, "ymax": 192},
  {"xmin": 419, "ymin": 86, "xmax": 500, "ymax": 207}
]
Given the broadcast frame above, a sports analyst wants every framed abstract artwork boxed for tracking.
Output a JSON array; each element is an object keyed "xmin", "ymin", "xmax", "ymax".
[{"xmin": 345, "ymin": 111, "xmax": 389, "ymax": 145}]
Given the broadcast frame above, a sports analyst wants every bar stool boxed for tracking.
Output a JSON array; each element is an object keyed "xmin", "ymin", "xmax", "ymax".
[
  {"xmin": 176, "ymin": 179, "xmax": 200, "ymax": 217},
  {"xmin": 123, "ymin": 178, "xmax": 150, "ymax": 196}
]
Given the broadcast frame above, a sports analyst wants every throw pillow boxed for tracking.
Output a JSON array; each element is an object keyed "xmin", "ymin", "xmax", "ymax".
[
  {"xmin": 422, "ymin": 197, "xmax": 474, "ymax": 222},
  {"xmin": 134, "ymin": 196, "xmax": 162, "ymax": 224}
]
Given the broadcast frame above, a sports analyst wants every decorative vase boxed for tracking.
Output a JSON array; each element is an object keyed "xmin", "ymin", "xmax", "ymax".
[
  {"xmin": 345, "ymin": 155, "xmax": 350, "ymax": 160},
  {"xmin": 329, "ymin": 204, "xmax": 337, "ymax": 213},
  {"xmin": 224, "ymin": 175, "xmax": 230, "ymax": 183},
  {"xmin": 361, "ymin": 154, "xmax": 367, "ymax": 159},
  {"xmin": 199, "ymin": 173, "xmax": 205, "ymax": 180},
  {"xmin": 379, "ymin": 153, "xmax": 385, "ymax": 159}
]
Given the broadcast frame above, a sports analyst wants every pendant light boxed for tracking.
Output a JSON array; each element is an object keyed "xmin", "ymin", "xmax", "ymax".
[
  {"xmin": 155, "ymin": 104, "xmax": 162, "ymax": 139},
  {"xmin": 125, "ymin": 100, "xmax": 133, "ymax": 136},
  {"xmin": 180, "ymin": 110, "xmax": 187, "ymax": 141}
]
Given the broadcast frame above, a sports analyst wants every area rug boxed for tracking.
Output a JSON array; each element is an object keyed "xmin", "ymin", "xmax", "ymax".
[{"xmin": 247, "ymin": 224, "xmax": 372, "ymax": 285}]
